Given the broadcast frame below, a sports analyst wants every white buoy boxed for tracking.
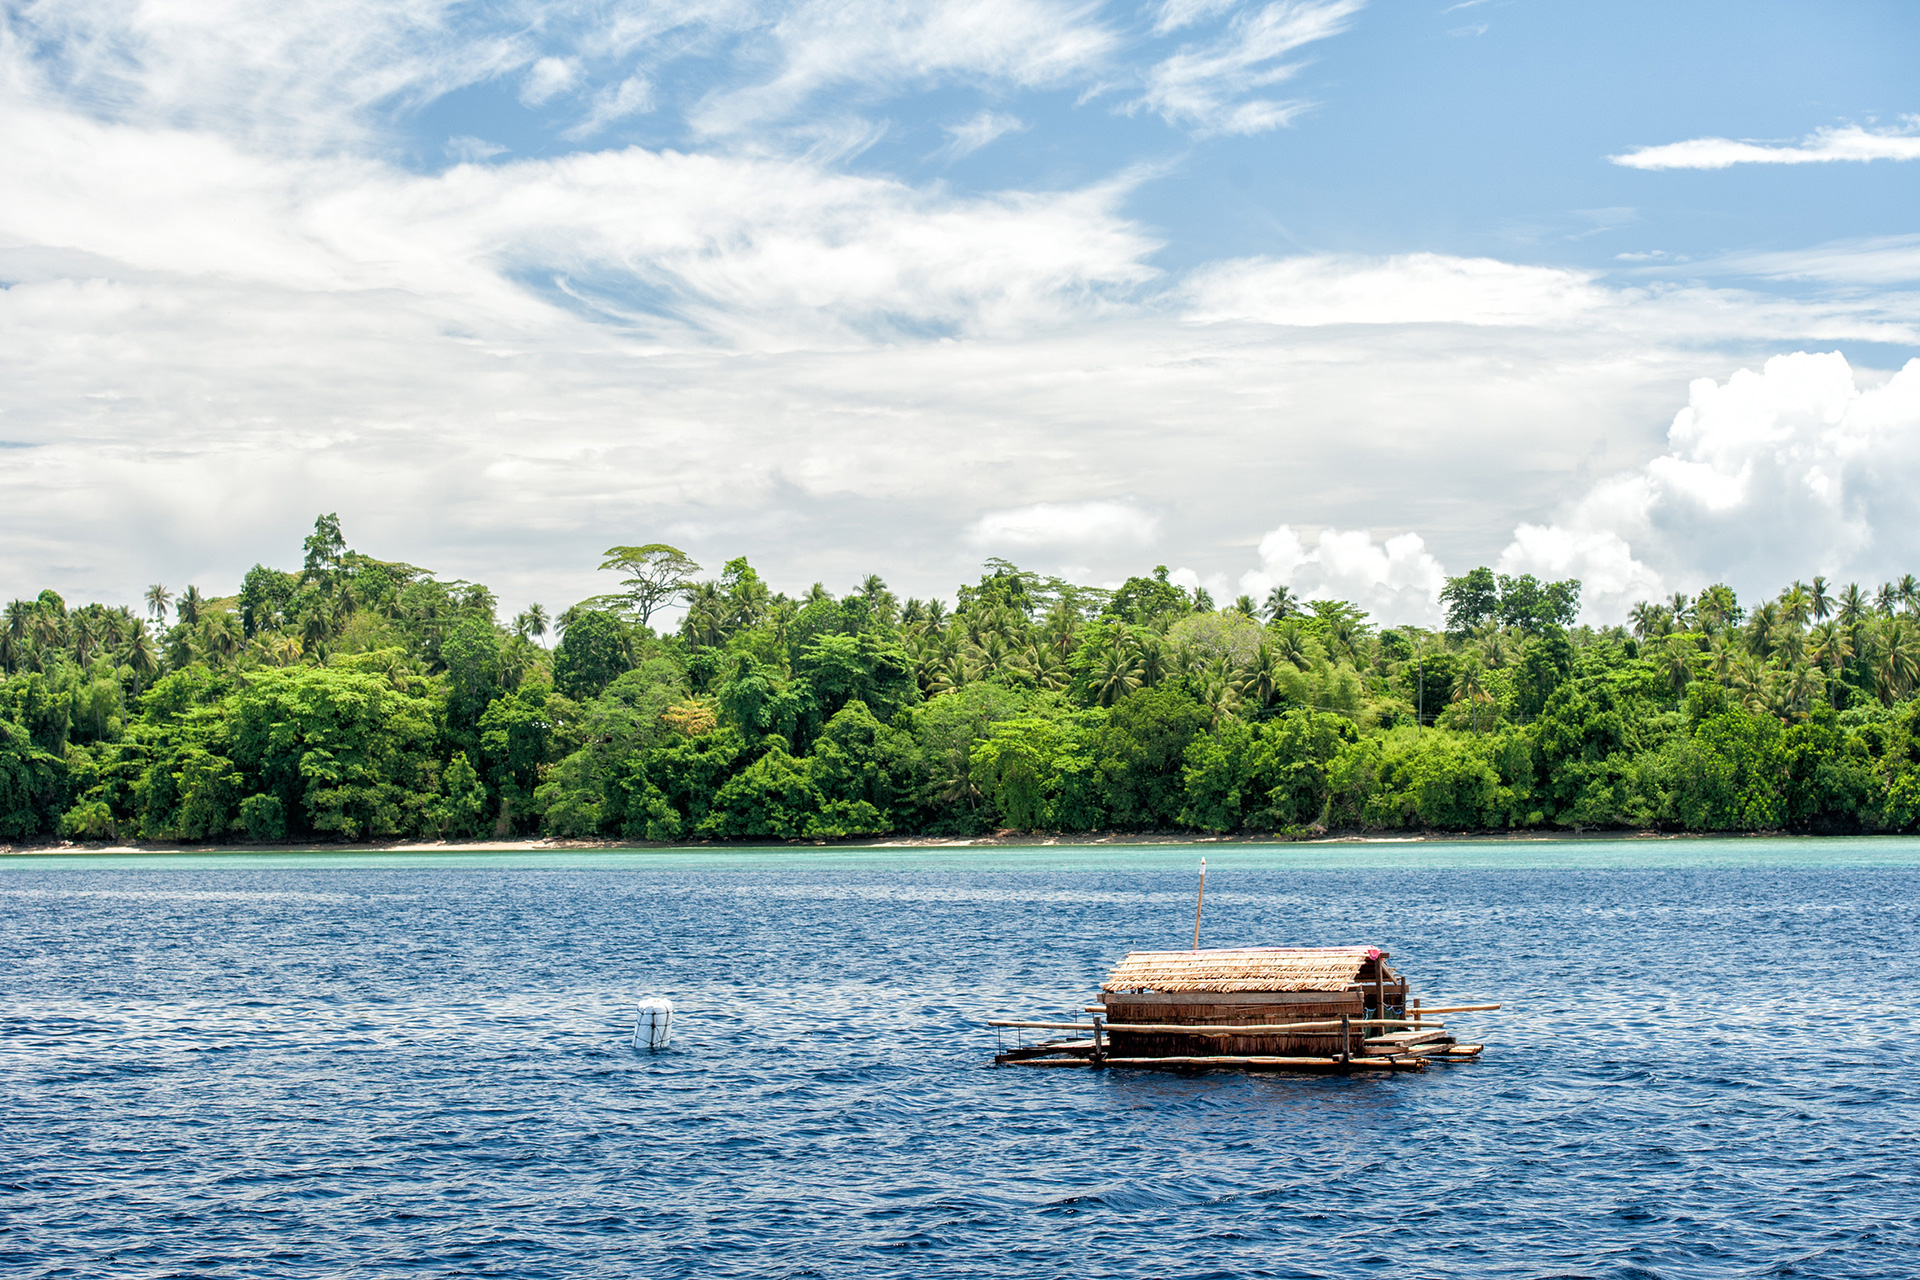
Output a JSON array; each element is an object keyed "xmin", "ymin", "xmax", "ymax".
[{"xmin": 634, "ymin": 998, "xmax": 674, "ymax": 1052}]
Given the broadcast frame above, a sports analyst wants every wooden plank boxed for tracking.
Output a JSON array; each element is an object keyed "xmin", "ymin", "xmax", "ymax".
[
  {"xmin": 1101, "ymin": 1055, "xmax": 1425, "ymax": 1071},
  {"xmin": 1104, "ymin": 1018, "xmax": 1440, "ymax": 1034},
  {"xmin": 1412, "ymin": 1004, "xmax": 1501, "ymax": 1015},
  {"xmin": 1364, "ymin": 1029, "xmax": 1449, "ymax": 1046}
]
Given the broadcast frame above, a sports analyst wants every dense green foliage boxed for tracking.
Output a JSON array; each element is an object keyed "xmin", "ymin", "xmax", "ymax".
[{"xmin": 8, "ymin": 521, "xmax": 1920, "ymax": 844}]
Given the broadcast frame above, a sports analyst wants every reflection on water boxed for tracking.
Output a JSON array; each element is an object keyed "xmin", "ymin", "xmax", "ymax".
[{"xmin": 4, "ymin": 843, "xmax": 1918, "ymax": 1277}]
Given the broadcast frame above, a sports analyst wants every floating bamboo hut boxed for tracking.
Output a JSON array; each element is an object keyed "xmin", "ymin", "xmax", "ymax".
[{"xmin": 990, "ymin": 945, "xmax": 1496, "ymax": 1074}]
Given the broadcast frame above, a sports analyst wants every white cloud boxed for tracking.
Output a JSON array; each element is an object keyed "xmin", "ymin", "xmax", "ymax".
[
  {"xmin": 1613, "ymin": 119, "xmax": 1920, "ymax": 170},
  {"xmin": 1138, "ymin": 0, "xmax": 1361, "ymax": 136},
  {"xmin": 1153, "ymin": 0, "xmax": 1241, "ymax": 36},
  {"xmin": 1497, "ymin": 352, "xmax": 1920, "ymax": 616},
  {"xmin": 935, "ymin": 110, "xmax": 1027, "ymax": 160},
  {"xmin": 1239, "ymin": 525, "xmax": 1447, "ymax": 624},
  {"xmin": 1709, "ymin": 234, "xmax": 1920, "ymax": 286},
  {"xmin": 967, "ymin": 500, "xmax": 1160, "ymax": 548},
  {"xmin": 520, "ymin": 56, "xmax": 580, "ymax": 107},
  {"xmin": 445, "ymin": 135, "xmax": 507, "ymax": 163},
  {"xmin": 1186, "ymin": 252, "xmax": 1606, "ymax": 326},
  {"xmin": 564, "ymin": 74, "xmax": 657, "ymax": 139},
  {"xmin": 695, "ymin": 0, "xmax": 1118, "ymax": 134}
]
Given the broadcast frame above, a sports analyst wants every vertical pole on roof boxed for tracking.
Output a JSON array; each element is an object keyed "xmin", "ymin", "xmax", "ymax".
[{"xmin": 1192, "ymin": 857, "xmax": 1206, "ymax": 952}]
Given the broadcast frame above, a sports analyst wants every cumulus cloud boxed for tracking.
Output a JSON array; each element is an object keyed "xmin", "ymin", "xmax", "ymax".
[
  {"xmin": 1495, "ymin": 352, "xmax": 1920, "ymax": 618},
  {"xmin": 1138, "ymin": 0, "xmax": 1361, "ymax": 136},
  {"xmin": 967, "ymin": 500, "xmax": 1160, "ymax": 549},
  {"xmin": 1239, "ymin": 525, "xmax": 1447, "ymax": 624},
  {"xmin": 1613, "ymin": 119, "xmax": 1920, "ymax": 170}
]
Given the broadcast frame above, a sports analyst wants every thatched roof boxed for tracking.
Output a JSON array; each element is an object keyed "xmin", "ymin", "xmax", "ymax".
[{"xmin": 1101, "ymin": 946, "xmax": 1382, "ymax": 994}]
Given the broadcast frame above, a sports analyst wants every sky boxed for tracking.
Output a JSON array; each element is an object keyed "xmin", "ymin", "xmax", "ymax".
[{"xmin": 3, "ymin": 0, "xmax": 1920, "ymax": 626}]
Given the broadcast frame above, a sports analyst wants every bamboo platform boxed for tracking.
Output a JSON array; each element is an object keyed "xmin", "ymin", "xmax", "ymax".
[{"xmin": 989, "ymin": 944, "xmax": 1499, "ymax": 1076}]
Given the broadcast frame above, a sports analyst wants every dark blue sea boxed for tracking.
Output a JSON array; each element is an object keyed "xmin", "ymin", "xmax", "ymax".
[{"xmin": 4, "ymin": 840, "xmax": 1919, "ymax": 1279}]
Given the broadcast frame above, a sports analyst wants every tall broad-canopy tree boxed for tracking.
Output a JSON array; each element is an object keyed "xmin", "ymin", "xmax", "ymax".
[{"xmin": 597, "ymin": 544, "xmax": 701, "ymax": 625}]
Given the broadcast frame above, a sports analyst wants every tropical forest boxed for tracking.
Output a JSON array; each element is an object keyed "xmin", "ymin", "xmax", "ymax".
[{"xmin": 4, "ymin": 514, "xmax": 1920, "ymax": 845}]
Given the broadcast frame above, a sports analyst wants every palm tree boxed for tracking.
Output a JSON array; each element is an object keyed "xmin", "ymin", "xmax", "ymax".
[
  {"xmin": 1270, "ymin": 620, "xmax": 1313, "ymax": 671},
  {"xmin": 127, "ymin": 627, "xmax": 160, "ymax": 688},
  {"xmin": 1782, "ymin": 662, "xmax": 1823, "ymax": 719},
  {"xmin": 1744, "ymin": 601, "xmax": 1780, "ymax": 658},
  {"xmin": 1628, "ymin": 601, "xmax": 1671, "ymax": 639},
  {"xmin": 70, "ymin": 613, "xmax": 96, "ymax": 667},
  {"xmin": 205, "ymin": 613, "xmax": 243, "ymax": 667},
  {"xmin": 1730, "ymin": 652, "xmax": 1769, "ymax": 711},
  {"xmin": 1028, "ymin": 645, "xmax": 1070, "ymax": 692},
  {"xmin": 1900, "ymin": 574, "xmax": 1920, "ymax": 616},
  {"xmin": 1839, "ymin": 582, "xmax": 1867, "ymax": 632},
  {"xmin": 177, "ymin": 585, "xmax": 204, "ymax": 627},
  {"xmin": 1135, "ymin": 631, "xmax": 1172, "ymax": 688},
  {"xmin": 145, "ymin": 584, "xmax": 172, "ymax": 622},
  {"xmin": 515, "ymin": 603, "xmax": 549, "ymax": 645},
  {"xmin": 1875, "ymin": 582, "xmax": 1898, "ymax": 616},
  {"xmin": 1263, "ymin": 585, "xmax": 1297, "ymax": 622},
  {"xmin": 1660, "ymin": 635, "xmax": 1694, "ymax": 697},
  {"xmin": 1230, "ymin": 594, "xmax": 1259, "ymax": 618},
  {"xmin": 1668, "ymin": 592, "xmax": 1695, "ymax": 629},
  {"xmin": 805, "ymin": 582, "xmax": 833, "ymax": 605},
  {"xmin": 1452, "ymin": 657, "xmax": 1490, "ymax": 733},
  {"xmin": 1092, "ymin": 647, "xmax": 1142, "ymax": 707},
  {"xmin": 1778, "ymin": 584, "xmax": 1812, "ymax": 630},
  {"xmin": 1235, "ymin": 643, "xmax": 1282, "ymax": 711},
  {"xmin": 1810, "ymin": 576, "xmax": 1832, "ymax": 623},
  {"xmin": 1707, "ymin": 634, "xmax": 1737, "ymax": 685},
  {"xmin": 1876, "ymin": 620, "xmax": 1920, "ymax": 703}
]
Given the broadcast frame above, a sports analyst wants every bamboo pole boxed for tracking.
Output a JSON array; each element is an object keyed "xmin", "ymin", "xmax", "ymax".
[
  {"xmin": 988, "ymin": 1018, "xmax": 1445, "ymax": 1033},
  {"xmin": 1192, "ymin": 857, "xmax": 1206, "ymax": 951}
]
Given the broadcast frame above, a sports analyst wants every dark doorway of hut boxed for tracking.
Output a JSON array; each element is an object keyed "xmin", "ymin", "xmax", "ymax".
[{"xmin": 990, "ymin": 944, "xmax": 1500, "ymax": 1075}]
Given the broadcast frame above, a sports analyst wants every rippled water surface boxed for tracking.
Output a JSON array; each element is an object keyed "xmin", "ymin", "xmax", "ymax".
[{"xmin": 5, "ymin": 839, "xmax": 1920, "ymax": 1278}]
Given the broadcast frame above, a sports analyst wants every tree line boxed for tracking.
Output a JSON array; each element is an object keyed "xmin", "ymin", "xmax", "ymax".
[{"xmin": 6, "ymin": 515, "xmax": 1920, "ymax": 844}]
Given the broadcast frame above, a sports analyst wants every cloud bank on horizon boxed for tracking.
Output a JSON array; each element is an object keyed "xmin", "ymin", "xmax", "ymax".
[{"xmin": 3, "ymin": 0, "xmax": 1919, "ymax": 628}]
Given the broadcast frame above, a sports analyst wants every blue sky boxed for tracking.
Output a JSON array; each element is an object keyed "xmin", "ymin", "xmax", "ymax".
[{"xmin": 4, "ymin": 0, "xmax": 1920, "ymax": 623}]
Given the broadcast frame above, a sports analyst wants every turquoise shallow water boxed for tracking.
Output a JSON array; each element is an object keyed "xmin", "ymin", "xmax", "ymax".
[{"xmin": 4, "ymin": 839, "xmax": 1918, "ymax": 1277}]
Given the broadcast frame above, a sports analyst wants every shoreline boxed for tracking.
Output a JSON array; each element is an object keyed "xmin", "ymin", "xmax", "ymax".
[{"xmin": 0, "ymin": 827, "xmax": 1804, "ymax": 857}]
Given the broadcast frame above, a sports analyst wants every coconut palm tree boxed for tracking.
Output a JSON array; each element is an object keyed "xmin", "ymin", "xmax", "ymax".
[
  {"xmin": 1230, "ymin": 594, "xmax": 1259, "ymax": 618},
  {"xmin": 1781, "ymin": 662, "xmax": 1823, "ymax": 719},
  {"xmin": 1660, "ymin": 634, "xmax": 1694, "ymax": 697},
  {"xmin": 1668, "ymin": 591, "xmax": 1695, "ymax": 630},
  {"xmin": 1269, "ymin": 619, "xmax": 1313, "ymax": 671},
  {"xmin": 1263, "ymin": 585, "xmax": 1297, "ymax": 622},
  {"xmin": 1744, "ymin": 601, "xmax": 1781, "ymax": 658},
  {"xmin": 1876, "ymin": 620, "xmax": 1920, "ymax": 703},
  {"xmin": 1028, "ymin": 645, "xmax": 1070, "ymax": 692},
  {"xmin": 144, "ymin": 584, "xmax": 172, "ymax": 622},
  {"xmin": 1900, "ymin": 574, "xmax": 1920, "ymax": 616},
  {"xmin": 1092, "ymin": 646, "xmax": 1142, "ymax": 707},
  {"xmin": 1810, "ymin": 576, "xmax": 1833, "ymax": 622},
  {"xmin": 1452, "ymin": 657, "xmax": 1490, "ymax": 732},
  {"xmin": 1235, "ymin": 643, "xmax": 1282, "ymax": 711},
  {"xmin": 1875, "ymin": 582, "xmax": 1898, "ymax": 616},
  {"xmin": 1135, "ymin": 632, "xmax": 1173, "ymax": 688},
  {"xmin": 515, "ymin": 603, "xmax": 549, "ymax": 645},
  {"xmin": 1839, "ymin": 582, "xmax": 1867, "ymax": 632},
  {"xmin": 1778, "ymin": 584, "xmax": 1812, "ymax": 630}
]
